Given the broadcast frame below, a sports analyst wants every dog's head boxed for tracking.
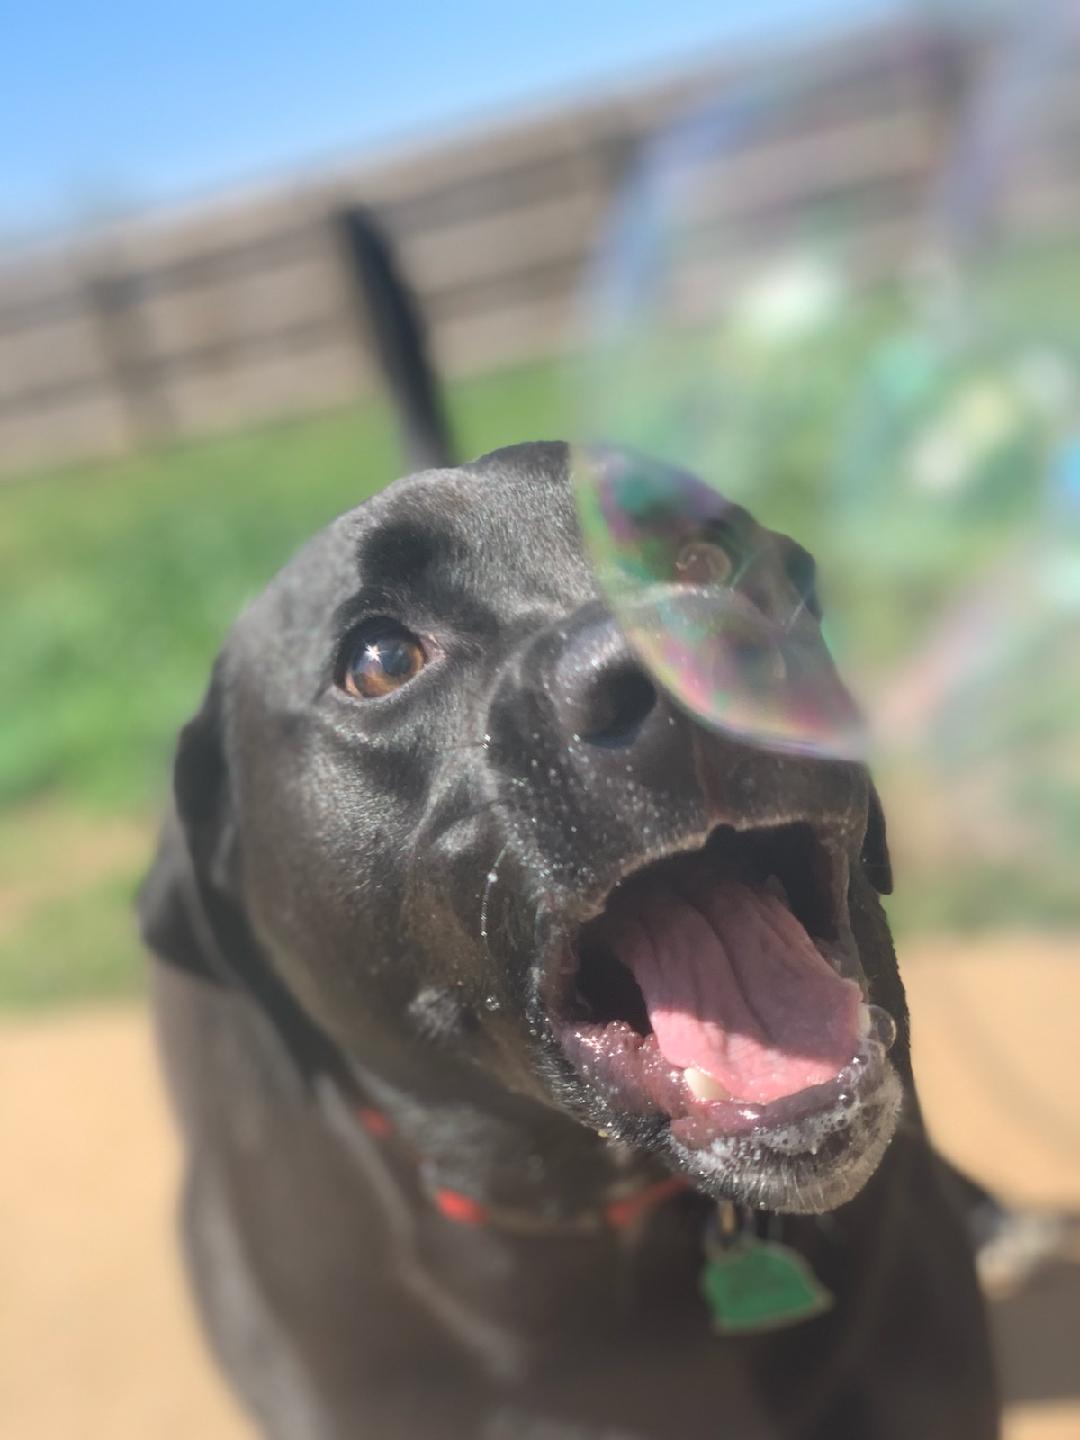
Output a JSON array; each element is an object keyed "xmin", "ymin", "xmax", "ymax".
[{"xmin": 142, "ymin": 441, "xmax": 906, "ymax": 1214}]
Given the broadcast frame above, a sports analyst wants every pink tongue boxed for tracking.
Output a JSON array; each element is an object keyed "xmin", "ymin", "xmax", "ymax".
[{"xmin": 611, "ymin": 878, "xmax": 862, "ymax": 1105}]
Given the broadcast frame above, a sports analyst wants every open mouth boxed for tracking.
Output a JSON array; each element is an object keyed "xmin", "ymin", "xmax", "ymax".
[{"xmin": 551, "ymin": 822, "xmax": 897, "ymax": 1152}]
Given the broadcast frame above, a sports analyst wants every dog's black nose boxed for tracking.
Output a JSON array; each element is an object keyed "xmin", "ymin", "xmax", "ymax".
[{"xmin": 551, "ymin": 612, "xmax": 658, "ymax": 749}]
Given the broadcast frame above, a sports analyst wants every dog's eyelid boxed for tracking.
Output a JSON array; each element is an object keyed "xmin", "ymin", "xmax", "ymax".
[
  {"xmin": 329, "ymin": 615, "xmax": 446, "ymax": 705},
  {"xmin": 702, "ymin": 516, "xmax": 744, "ymax": 553},
  {"xmin": 330, "ymin": 594, "xmax": 398, "ymax": 645}
]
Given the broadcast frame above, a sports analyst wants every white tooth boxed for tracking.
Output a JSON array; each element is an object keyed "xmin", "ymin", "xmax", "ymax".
[
  {"xmin": 684, "ymin": 1066, "xmax": 732, "ymax": 1102},
  {"xmin": 857, "ymin": 1002, "xmax": 872, "ymax": 1039},
  {"xmin": 763, "ymin": 874, "xmax": 789, "ymax": 905}
]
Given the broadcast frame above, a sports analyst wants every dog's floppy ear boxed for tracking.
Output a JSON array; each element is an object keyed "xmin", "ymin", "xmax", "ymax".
[
  {"xmin": 784, "ymin": 542, "xmax": 893, "ymax": 895},
  {"xmin": 860, "ymin": 783, "xmax": 893, "ymax": 896},
  {"xmin": 779, "ymin": 537, "xmax": 823, "ymax": 623},
  {"xmin": 138, "ymin": 662, "xmax": 238, "ymax": 983},
  {"xmin": 773, "ymin": 532, "xmax": 891, "ymax": 895},
  {"xmin": 139, "ymin": 665, "xmax": 345, "ymax": 1080}
]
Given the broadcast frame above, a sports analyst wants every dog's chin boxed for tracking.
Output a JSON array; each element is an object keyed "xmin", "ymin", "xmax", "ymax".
[
  {"xmin": 555, "ymin": 1038, "xmax": 904, "ymax": 1215},
  {"xmin": 662, "ymin": 1056, "xmax": 903, "ymax": 1213},
  {"xmin": 541, "ymin": 819, "xmax": 905, "ymax": 1215}
]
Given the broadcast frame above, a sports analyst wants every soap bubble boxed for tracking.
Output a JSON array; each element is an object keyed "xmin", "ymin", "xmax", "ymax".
[
  {"xmin": 576, "ymin": 444, "xmax": 866, "ymax": 758},
  {"xmin": 573, "ymin": 1, "xmax": 1080, "ymax": 923}
]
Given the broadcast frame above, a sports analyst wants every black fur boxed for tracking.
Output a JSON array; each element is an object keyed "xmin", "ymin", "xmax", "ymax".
[{"xmin": 141, "ymin": 215, "xmax": 998, "ymax": 1440}]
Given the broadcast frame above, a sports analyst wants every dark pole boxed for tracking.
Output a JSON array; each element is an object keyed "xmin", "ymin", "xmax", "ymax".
[{"xmin": 332, "ymin": 203, "xmax": 455, "ymax": 472}]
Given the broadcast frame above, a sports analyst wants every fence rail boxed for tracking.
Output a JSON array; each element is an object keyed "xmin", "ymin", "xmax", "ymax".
[{"xmin": 0, "ymin": 16, "xmax": 1063, "ymax": 479}]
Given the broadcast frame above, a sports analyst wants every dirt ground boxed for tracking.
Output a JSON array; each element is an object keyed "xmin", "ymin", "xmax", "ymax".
[{"xmin": 1, "ymin": 937, "xmax": 1078, "ymax": 1440}]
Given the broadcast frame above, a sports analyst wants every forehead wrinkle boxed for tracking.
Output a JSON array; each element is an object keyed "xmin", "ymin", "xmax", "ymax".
[
  {"xmin": 354, "ymin": 516, "xmax": 459, "ymax": 592},
  {"xmin": 346, "ymin": 526, "xmax": 587, "ymax": 635}
]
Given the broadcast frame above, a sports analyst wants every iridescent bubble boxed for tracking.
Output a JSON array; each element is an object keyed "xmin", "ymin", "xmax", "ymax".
[
  {"xmin": 573, "ymin": 1, "xmax": 1080, "ymax": 924},
  {"xmin": 575, "ymin": 445, "xmax": 865, "ymax": 756}
]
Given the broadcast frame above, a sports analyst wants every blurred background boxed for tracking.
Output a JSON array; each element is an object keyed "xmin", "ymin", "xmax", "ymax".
[{"xmin": 1, "ymin": 2, "xmax": 1078, "ymax": 1437}]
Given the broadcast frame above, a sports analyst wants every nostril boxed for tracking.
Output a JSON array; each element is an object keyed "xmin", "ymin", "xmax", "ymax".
[{"xmin": 578, "ymin": 665, "xmax": 658, "ymax": 748}]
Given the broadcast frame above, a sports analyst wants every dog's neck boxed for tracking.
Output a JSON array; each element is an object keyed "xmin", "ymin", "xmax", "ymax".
[
  {"xmin": 224, "ymin": 925, "xmax": 675, "ymax": 1228},
  {"xmin": 327, "ymin": 1056, "xmax": 679, "ymax": 1230}
]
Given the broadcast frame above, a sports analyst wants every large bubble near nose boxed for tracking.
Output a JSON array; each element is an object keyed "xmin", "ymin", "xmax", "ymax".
[{"xmin": 575, "ymin": 445, "xmax": 865, "ymax": 757}]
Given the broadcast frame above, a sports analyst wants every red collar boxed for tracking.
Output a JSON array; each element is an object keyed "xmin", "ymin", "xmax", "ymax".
[{"xmin": 354, "ymin": 1104, "xmax": 690, "ymax": 1235}]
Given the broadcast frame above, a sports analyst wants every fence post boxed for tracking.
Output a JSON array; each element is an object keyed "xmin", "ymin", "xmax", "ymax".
[{"xmin": 84, "ymin": 262, "xmax": 172, "ymax": 449}]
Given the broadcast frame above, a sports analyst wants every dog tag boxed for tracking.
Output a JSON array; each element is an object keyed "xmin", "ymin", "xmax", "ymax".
[{"xmin": 701, "ymin": 1221, "xmax": 833, "ymax": 1335}]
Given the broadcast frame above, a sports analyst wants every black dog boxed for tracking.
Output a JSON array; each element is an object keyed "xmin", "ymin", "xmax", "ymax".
[{"xmin": 141, "ymin": 216, "xmax": 999, "ymax": 1439}]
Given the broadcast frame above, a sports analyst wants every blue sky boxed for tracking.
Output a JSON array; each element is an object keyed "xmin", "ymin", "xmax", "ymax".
[{"xmin": 3, "ymin": 0, "xmax": 908, "ymax": 239}]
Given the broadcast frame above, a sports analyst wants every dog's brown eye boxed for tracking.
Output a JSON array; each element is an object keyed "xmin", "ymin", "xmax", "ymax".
[
  {"xmin": 340, "ymin": 623, "xmax": 427, "ymax": 699},
  {"xmin": 676, "ymin": 539, "xmax": 734, "ymax": 587}
]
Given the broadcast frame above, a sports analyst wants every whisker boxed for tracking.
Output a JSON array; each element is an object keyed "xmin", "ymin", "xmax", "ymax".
[
  {"xmin": 480, "ymin": 843, "xmax": 511, "ymax": 948},
  {"xmin": 782, "ymin": 595, "xmax": 809, "ymax": 636}
]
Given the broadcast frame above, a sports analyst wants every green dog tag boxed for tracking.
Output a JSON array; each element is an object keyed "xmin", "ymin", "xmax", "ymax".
[{"xmin": 701, "ymin": 1238, "xmax": 833, "ymax": 1335}]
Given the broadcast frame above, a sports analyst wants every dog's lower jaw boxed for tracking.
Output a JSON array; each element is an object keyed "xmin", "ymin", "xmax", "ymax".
[{"xmin": 667, "ymin": 1062, "xmax": 905, "ymax": 1215}]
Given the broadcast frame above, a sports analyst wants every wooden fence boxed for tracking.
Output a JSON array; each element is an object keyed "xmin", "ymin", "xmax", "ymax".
[{"xmin": 2, "ymin": 15, "xmax": 1072, "ymax": 479}]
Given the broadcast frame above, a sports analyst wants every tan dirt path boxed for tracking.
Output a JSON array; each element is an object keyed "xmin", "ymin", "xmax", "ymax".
[{"xmin": 2, "ymin": 936, "xmax": 1077, "ymax": 1439}]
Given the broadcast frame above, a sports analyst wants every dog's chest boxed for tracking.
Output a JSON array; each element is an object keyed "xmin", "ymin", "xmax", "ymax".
[{"xmin": 400, "ymin": 1200, "xmax": 712, "ymax": 1370}]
